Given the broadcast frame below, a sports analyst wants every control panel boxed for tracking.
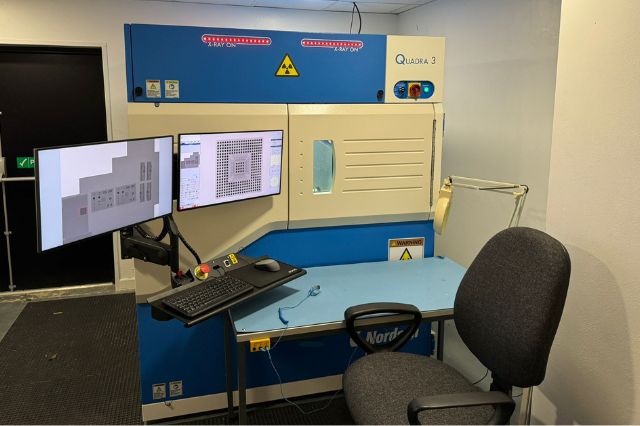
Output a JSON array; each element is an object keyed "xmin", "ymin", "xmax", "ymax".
[{"xmin": 393, "ymin": 81, "xmax": 435, "ymax": 100}]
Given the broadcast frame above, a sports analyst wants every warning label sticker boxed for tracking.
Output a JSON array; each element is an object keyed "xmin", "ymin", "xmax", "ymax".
[
  {"xmin": 275, "ymin": 54, "xmax": 299, "ymax": 77},
  {"xmin": 169, "ymin": 380, "xmax": 183, "ymax": 398},
  {"xmin": 388, "ymin": 237, "xmax": 425, "ymax": 261},
  {"xmin": 146, "ymin": 80, "xmax": 161, "ymax": 98},
  {"xmin": 165, "ymin": 80, "xmax": 179, "ymax": 98},
  {"xmin": 152, "ymin": 383, "xmax": 166, "ymax": 400}
]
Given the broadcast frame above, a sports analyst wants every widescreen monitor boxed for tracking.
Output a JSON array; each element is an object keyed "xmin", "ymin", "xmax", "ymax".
[
  {"xmin": 178, "ymin": 130, "xmax": 283, "ymax": 211},
  {"xmin": 35, "ymin": 136, "xmax": 174, "ymax": 251}
]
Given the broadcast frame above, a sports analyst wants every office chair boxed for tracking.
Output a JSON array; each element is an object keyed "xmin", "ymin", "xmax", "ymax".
[{"xmin": 343, "ymin": 227, "xmax": 571, "ymax": 424}]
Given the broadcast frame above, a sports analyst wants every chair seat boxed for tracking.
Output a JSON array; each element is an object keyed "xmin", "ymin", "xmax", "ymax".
[{"xmin": 343, "ymin": 352, "xmax": 494, "ymax": 425}]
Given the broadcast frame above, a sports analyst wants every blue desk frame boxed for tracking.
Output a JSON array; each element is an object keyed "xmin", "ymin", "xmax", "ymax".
[{"xmin": 225, "ymin": 257, "xmax": 466, "ymax": 423}]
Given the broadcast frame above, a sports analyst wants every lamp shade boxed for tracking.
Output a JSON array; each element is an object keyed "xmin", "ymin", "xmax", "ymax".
[{"xmin": 434, "ymin": 184, "xmax": 452, "ymax": 235}]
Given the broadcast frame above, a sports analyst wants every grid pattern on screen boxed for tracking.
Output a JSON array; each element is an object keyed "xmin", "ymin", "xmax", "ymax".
[{"xmin": 216, "ymin": 137, "xmax": 263, "ymax": 198}]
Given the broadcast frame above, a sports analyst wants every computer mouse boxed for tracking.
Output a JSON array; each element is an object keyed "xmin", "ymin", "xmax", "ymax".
[{"xmin": 254, "ymin": 258, "xmax": 281, "ymax": 272}]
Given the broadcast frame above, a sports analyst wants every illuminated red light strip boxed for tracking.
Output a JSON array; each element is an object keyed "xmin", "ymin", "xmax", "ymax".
[
  {"xmin": 301, "ymin": 39, "xmax": 364, "ymax": 48},
  {"xmin": 201, "ymin": 34, "xmax": 272, "ymax": 45}
]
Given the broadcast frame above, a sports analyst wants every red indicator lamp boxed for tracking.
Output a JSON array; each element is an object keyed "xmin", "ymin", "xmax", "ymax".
[
  {"xmin": 201, "ymin": 34, "xmax": 272, "ymax": 46},
  {"xmin": 301, "ymin": 39, "xmax": 364, "ymax": 49}
]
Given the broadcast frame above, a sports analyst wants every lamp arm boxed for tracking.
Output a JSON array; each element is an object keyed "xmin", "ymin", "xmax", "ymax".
[
  {"xmin": 447, "ymin": 176, "xmax": 528, "ymax": 197},
  {"xmin": 434, "ymin": 176, "xmax": 529, "ymax": 235}
]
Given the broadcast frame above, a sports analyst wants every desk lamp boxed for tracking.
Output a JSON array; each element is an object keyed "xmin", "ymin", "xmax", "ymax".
[{"xmin": 433, "ymin": 176, "xmax": 529, "ymax": 235}]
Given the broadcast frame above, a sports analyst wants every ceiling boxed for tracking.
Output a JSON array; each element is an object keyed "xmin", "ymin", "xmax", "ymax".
[{"xmin": 148, "ymin": 0, "xmax": 436, "ymax": 14}]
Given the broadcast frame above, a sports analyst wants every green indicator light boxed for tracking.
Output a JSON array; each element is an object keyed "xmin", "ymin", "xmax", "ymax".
[{"xmin": 424, "ymin": 86, "xmax": 430, "ymax": 93}]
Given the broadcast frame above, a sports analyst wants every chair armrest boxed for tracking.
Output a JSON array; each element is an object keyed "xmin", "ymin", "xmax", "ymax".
[
  {"xmin": 407, "ymin": 391, "xmax": 515, "ymax": 425},
  {"xmin": 344, "ymin": 303, "xmax": 421, "ymax": 354}
]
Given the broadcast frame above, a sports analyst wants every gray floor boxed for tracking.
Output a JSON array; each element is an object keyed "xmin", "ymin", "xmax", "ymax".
[{"xmin": 0, "ymin": 301, "xmax": 26, "ymax": 342}]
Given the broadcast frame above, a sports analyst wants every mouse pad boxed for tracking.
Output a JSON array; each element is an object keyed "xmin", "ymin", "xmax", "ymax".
[{"xmin": 227, "ymin": 260, "xmax": 305, "ymax": 288}]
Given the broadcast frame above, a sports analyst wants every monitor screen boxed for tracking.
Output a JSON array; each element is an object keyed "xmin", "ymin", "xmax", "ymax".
[
  {"xmin": 35, "ymin": 136, "xmax": 174, "ymax": 251},
  {"xmin": 178, "ymin": 130, "xmax": 283, "ymax": 211}
]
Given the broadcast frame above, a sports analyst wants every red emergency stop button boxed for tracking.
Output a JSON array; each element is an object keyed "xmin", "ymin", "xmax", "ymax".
[
  {"xmin": 194, "ymin": 263, "xmax": 210, "ymax": 280},
  {"xmin": 408, "ymin": 83, "xmax": 422, "ymax": 98}
]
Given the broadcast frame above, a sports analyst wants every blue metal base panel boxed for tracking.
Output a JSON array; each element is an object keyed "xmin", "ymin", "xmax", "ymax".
[
  {"xmin": 240, "ymin": 221, "xmax": 435, "ymax": 268},
  {"xmin": 137, "ymin": 221, "xmax": 435, "ymax": 405},
  {"xmin": 125, "ymin": 24, "xmax": 386, "ymax": 104}
]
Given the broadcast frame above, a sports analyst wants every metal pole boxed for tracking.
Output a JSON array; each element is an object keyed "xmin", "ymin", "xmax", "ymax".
[
  {"xmin": 224, "ymin": 312, "xmax": 236, "ymax": 422},
  {"xmin": 238, "ymin": 342, "xmax": 247, "ymax": 424},
  {"xmin": 436, "ymin": 320, "xmax": 445, "ymax": 361},
  {"xmin": 0, "ymin": 111, "xmax": 17, "ymax": 291},
  {"xmin": 1, "ymin": 177, "xmax": 34, "ymax": 182}
]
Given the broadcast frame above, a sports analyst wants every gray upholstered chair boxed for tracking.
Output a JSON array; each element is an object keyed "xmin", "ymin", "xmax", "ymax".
[{"xmin": 343, "ymin": 227, "xmax": 571, "ymax": 424}]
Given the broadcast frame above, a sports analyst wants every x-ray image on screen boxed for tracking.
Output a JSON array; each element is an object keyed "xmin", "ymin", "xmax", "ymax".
[
  {"xmin": 36, "ymin": 136, "xmax": 173, "ymax": 251},
  {"xmin": 178, "ymin": 130, "xmax": 283, "ymax": 211}
]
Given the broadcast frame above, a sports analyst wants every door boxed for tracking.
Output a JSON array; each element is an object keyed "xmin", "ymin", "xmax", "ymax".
[
  {"xmin": 288, "ymin": 103, "xmax": 437, "ymax": 228},
  {"xmin": 0, "ymin": 45, "xmax": 114, "ymax": 291}
]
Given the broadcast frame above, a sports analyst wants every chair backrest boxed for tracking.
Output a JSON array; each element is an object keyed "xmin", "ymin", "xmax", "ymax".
[{"xmin": 454, "ymin": 227, "xmax": 571, "ymax": 388}]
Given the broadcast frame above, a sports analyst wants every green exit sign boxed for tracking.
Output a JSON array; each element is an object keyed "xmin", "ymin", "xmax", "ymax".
[{"xmin": 16, "ymin": 157, "xmax": 35, "ymax": 169}]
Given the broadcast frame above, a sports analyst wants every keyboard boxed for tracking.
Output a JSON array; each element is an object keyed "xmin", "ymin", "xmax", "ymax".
[{"xmin": 162, "ymin": 275, "xmax": 253, "ymax": 318}]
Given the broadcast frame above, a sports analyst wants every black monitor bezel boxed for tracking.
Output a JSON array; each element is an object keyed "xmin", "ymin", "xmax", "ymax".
[
  {"xmin": 34, "ymin": 135, "xmax": 175, "ymax": 253},
  {"xmin": 177, "ymin": 129, "xmax": 284, "ymax": 212}
]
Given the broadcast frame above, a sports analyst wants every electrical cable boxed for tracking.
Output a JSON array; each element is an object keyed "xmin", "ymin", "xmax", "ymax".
[
  {"xmin": 178, "ymin": 232, "xmax": 202, "ymax": 265},
  {"xmin": 508, "ymin": 188, "xmax": 528, "ymax": 228},
  {"xmin": 354, "ymin": 2, "xmax": 362, "ymax": 34},
  {"xmin": 134, "ymin": 222, "xmax": 168, "ymax": 242},
  {"xmin": 471, "ymin": 368, "xmax": 489, "ymax": 385},
  {"xmin": 262, "ymin": 285, "xmax": 360, "ymax": 415},
  {"xmin": 349, "ymin": 3, "xmax": 355, "ymax": 34},
  {"xmin": 278, "ymin": 285, "xmax": 321, "ymax": 325},
  {"xmin": 264, "ymin": 344, "xmax": 359, "ymax": 415}
]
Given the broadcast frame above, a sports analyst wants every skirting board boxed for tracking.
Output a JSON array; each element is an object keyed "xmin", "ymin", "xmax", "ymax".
[{"xmin": 142, "ymin": 374, "xmax": 343, "ymax": 422}]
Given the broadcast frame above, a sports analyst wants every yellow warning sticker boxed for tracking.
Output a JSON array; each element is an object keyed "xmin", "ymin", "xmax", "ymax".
[
  {"xmin": 388, "ymin": 237, "xmax": 425, "ymax": 261},
  {"xmin": 400, "ymin": 248, "xmax": 413, "ymax": 261},
  {"xmin": 275, "ymin": 54, "xmax": 300, "ymax": 77},
  {"xmin": 229, "ymin": 253, "xmax": 238, "ymax": 265}
]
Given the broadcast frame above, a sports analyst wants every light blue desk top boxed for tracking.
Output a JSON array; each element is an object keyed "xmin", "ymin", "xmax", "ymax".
[{"xmin": 231, "ymin": 257, "xmax": 466, "ymax": 339}]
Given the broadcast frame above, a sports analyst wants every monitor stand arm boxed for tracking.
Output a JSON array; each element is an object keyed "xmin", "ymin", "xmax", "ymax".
[{"xmin": 120, "ymin": 215, "xmax": 183, "ymax": 286}]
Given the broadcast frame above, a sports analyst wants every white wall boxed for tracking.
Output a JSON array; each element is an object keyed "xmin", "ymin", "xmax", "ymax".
[
  {"xmin": 397, "ymin": 0, "xmax": 561, "ymax": 398},
  {"xmin": 0, "ymin": 0, "xmax": 397, "ymax": 284},
  {"xmin": 398, "ymin": 0, "xmax": 560, "ymax": 265},
  {"xmin": 534, "ymin": 0, "xmax": 640, "ymax": 423}
]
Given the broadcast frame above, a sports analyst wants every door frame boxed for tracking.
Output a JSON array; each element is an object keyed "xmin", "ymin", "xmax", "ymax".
[{"xmin": 0, "ymin": 39, "xmax": 131, "ymax": 292}]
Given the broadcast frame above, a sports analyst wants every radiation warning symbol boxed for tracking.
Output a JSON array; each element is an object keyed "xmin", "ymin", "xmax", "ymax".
[{"xmin": 275, "ymin": 54, "xmax": 300, "ymax": 77}]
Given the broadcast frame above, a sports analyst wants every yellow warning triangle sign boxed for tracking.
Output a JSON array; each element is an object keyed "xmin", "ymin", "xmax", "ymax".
[
  {"xmin": 275, "ymin": 54, "xmax": 300, "ymax": 77},
  {"xmin": 400, "ymin": 248, "xmax": 413, "ymax": 261}
]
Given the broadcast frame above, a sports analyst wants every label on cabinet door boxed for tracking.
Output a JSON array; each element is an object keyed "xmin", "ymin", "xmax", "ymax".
[
  {"xmin": 165, "ymin": 80, "xmax": 180, "ymax": 98},
  {"xmin": 146, "ymin": 80, "xmax": 161, "ymax": 98},
  {"xmin": 152, "ymin": 383, "xmax": 166, "ymax": 400},
  {"xmin": 388, "ymin": 237, "xmax": 424, "ymax": 261}
]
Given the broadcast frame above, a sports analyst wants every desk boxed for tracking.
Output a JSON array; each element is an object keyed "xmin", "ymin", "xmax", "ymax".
[{"xmin": 225, "ymin": 256, "xmax": 466, "ymax": 423}]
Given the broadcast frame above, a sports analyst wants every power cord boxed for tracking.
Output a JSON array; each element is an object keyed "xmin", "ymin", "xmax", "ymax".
[
  {"xmin": 471, "ymin": 368, "xmax": 489, "ymax": 385},
  {"xmin": 350, "ymin": 2, "xmax": 362, "ymax": 34},
  {"xmin": 470, "ymin": 369, "xmax": 523, "ymax": 398}
]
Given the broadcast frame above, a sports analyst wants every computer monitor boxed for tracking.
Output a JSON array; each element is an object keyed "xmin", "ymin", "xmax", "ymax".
[
  {"xmin": 178, "ymin": 130, "xmax": 283, "ymax": 211},
  {"xmin": 35, "ymin": 136, "xmax": 174, "ymax": 251}
]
